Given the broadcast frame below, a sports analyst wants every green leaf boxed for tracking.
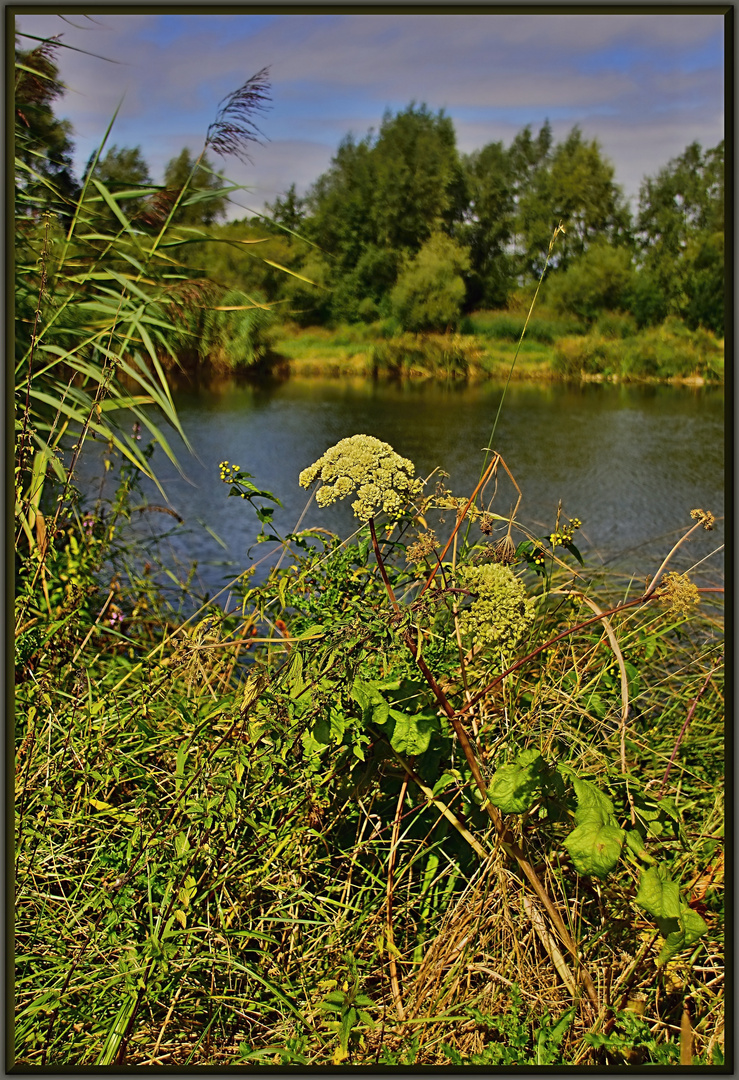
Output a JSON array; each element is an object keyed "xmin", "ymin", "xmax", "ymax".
[
  {"xmin": 635, "ymin": 864, "xmax": 682, "ymax": 925},
  {"xmin": 571, "ymin": 776, "xmax": 616, "ymax": 826},
  {"xmin": 564, "ymin": 820, "xmax": 625, "ymax": 878},
  {"xmin": 488, "ymin": 749, "xmax": 546, "ymax": 814},
  {"xmin": 657, "ymin": 907, "xmax": 708, "ymax": 967},
  {"xmin": 388, "ymin": 710, "xmax": 437, "ymax": 756},
  {"xmin": 564, "ymin": 540, "xmax": 584, "ymax": 566}
]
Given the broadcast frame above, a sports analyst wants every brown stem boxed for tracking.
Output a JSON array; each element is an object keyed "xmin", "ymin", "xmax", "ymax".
[
  {"xmin": 368, "ymin": 518, "xmax": 400, "ymax": 613},
  {"xmin": 370, "ymin": 533, "xmax": 599, "ymax": 1007},
  {"xmin": 419, "ymin": 453, "xmax": 500, "ymax": 598}
]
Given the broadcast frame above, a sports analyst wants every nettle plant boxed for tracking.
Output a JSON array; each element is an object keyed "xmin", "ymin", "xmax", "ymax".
[{"xmin": 223, "ymin": 435, "xmax": 713, "ymax": 1010}]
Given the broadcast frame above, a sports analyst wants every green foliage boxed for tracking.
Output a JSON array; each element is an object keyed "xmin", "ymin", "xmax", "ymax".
[
  {"xmin": 15, "ymin": 37, "xmax": 79, "ymax": 214},
  {"xmin": 488, "ymin": 749, "xmax": 547, "ymax": 814},
  {"xmin": 636, "ymin": 140, "xmax": 724, "ymax": 333},
  {"xmin": 390, "ymin": 232, "xmax": 470, "ymax": 332},
  {"xmin": 547, "ymin": 240, "xmax": 634, "ymax": 321},
  {"xmin": 552, "ymin": 318, "xmax": 723, "ymax": 380},
  {"xmin": 199, "ymin": 288, "xmax": 277, "ymax": 370},
  {"xmin": 163, "ymin": 148, "xmax": 229, "ymax": 226},
  {"xmin": 636, "ymin": 865, "xmax": 708, "ymax": 966},
  {"xmin": 563, "ymin": 776, "xmax": 625, "ymax": 879},
  {"xmin": 442, "ymin": 993, "xmax": 576, "ymax": 1066}
]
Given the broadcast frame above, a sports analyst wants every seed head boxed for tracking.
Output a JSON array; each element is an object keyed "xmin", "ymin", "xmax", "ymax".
[{"xmin": 690, "ymin": 508, "xmax": 715, "ymax": 531}]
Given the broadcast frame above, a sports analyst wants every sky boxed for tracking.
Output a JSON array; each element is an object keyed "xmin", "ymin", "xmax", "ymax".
[{"xmin": 14, "ymin": 8, "xmax": 726, "ymax": 219}]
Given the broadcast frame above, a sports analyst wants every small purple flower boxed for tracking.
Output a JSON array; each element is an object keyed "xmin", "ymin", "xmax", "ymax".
[
  {"xmin": 132, "ymin": 422, "xmax": 142, "ymax": 442},
  {"xmin": 82, "ymin": 514, "xmax": 95, "ymax": 535},
  {"xmin": 108, "ymin": 608, "xmax": 125, "ymax": 629}
]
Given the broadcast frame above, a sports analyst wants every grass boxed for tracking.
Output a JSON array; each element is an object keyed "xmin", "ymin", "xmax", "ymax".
[
  {"xmin": 14, "ymin": 446, "xmax": 725, "ymax": 1067},
  {"xmin": 268, "ymin": 313, "xmax": 723, "ymax": 384}
]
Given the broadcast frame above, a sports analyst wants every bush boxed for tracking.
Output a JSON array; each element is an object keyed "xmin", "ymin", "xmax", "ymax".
[
  {"xmin": 547, "ymin": 241, "xmax": 634, "ymax": 321},
  {"xmin": 390, "ymin": 232, "xmax": 470, "ymax": 332}
]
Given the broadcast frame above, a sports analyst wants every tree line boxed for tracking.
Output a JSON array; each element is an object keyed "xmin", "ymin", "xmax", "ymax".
[{"xmin": 16, "ymin": 39, "xmax": 724, "ymax": 343}]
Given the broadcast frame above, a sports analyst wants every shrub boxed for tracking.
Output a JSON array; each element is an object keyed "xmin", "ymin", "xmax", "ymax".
[{"xmin": 390, "ymin": 232, "xmax": 470, "ymax": 332}]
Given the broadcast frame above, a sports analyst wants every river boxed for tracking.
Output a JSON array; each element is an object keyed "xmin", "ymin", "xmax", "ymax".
[{"xmin": 82, "ymin": 375, "xmax": 725, "ymax": 604}]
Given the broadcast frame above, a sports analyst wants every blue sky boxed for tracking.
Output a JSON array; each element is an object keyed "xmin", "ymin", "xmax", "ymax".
[{"xmin": 15, "ymin": 10, "xmax": 725, "ymax": 219}]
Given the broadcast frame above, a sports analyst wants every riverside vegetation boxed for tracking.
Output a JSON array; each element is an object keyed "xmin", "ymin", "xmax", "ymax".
[
  {"xmin": 14, "ymin": 38, "xmax": 725, "ymax": 1068},
  {"xmin": 15, "ymin": 36, "xmax": 724, "ymax": 386}
]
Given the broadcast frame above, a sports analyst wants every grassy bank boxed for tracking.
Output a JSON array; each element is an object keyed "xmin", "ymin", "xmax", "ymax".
[
  {"xmin": 269, "ymin": 311, "xmax": 724, "ymax": 384},
  {"xmin": 15, "ymin": 437, "xmax": 725, "ymax": 1066}
]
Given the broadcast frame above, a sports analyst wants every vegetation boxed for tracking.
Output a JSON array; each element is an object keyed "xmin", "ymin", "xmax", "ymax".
[
  {"xmin": 17, "ymin": 32, "xmax": 724, "ymax": 381},
  {"xmin": 14, "ymin": 35, "xmax": 725, "ymax": 1068}
]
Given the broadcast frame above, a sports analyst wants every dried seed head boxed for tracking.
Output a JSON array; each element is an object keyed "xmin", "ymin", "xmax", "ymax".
[
  {"xmin": 205, "ymin": 68, "xmax": 271, "ymax": 163},
  {"xmin": 657, "ymin": 572, "xmax": 700, "ymax": 616},
  {"xmin": 690, "ymin": 508, "xmax": 715, "ymax": 531},
  {"xmin": 406, "ymin": 530, "xmax": 438, "ymax": 564},
  {"xmin": 493, "ymin": 535, "xmax": 517, "ymax": 565},
  {"xmin": 479, "ymin": 512, "xmax": 495, "ymax": 536}
]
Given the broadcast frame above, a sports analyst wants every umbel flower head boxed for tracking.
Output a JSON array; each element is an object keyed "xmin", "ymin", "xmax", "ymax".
[
  {"xmin": 458, "ymin": 563, "xmax": 536, "ymax": 653},
  {"xmin": 299, "ymin": 435, "xmax": 423, "ymax": 523}
]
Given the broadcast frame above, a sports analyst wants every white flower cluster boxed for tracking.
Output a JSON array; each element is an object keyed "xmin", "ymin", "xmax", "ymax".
[
  {"xmin": 299, "ymin": 434, "xmax": 423, "ymax": 523},
  {"xmin": 458, "ymin": 562, "xmax": 536, "ymax": 653}
]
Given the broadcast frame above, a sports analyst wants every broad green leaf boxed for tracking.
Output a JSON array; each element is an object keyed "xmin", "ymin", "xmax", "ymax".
[
  {"xmin": 488, "ymin": 749, "xmax": 546, "ymax": 814},
  {"xmin": 635, "ymin": 864, "xmax": 682, "ymax": 925},
  {"xmin": 387, "ymin": 709, "xmax": 436, "ymax": 756},
  {"xmin": 571, "ymin": 776, "xmax": 616, "ymax": 825},
  {"xmin": 564, "ymin": 820, "xmax": 625, "ymax": 878}
]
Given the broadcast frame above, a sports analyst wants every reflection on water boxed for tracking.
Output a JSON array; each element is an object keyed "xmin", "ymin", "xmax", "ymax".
[{"xmin": 78, "ymin": 375, "xmax": 725, "ymax": 601}]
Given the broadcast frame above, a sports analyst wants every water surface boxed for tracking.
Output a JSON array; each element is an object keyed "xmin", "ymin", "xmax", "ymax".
[{"xmin": 82, "ymin": 376, "xmax": 725, "ymax": 601}]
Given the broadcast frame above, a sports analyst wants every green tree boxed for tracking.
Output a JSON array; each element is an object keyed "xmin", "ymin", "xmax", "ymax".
[
  {"xmin": 264, "ymin": 183, "xmax": 306, "ymax": 242},
  {"xmin": 15, "ymin": 38, "xmax": 78, "ymax": 215},
  {"xmin": 163, "ymin": 148, "xmax": 229, "ymax": 226},
  {"xmin": 516, "ymin": 126, "xmax": 631, "ymax": 275},
  {"xmin": 636, "ymin": 141, "xmax": 724, "ymax": 332},
  {"xmin": 460, "ymin": 140, "xmax": 516, "ymax": 307},
  {"xmin": 547, "ymin": 240, "xmax": 634, "ymax": 321},
  {"xmin": 82, "ymin": 144, "xmax": 153, "ymax": 227},
  {"xmin": 390, "ymin": 231, "xmax": 470, "ymax": 332},
  {"xmin": 305, "ymin": 103, "xmax": 467, "ymax": 321}
]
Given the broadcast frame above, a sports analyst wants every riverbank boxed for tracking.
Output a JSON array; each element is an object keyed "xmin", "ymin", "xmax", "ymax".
[{"xmin": 267, "ymin": 313, "xmax": 724, "ymax": 385}]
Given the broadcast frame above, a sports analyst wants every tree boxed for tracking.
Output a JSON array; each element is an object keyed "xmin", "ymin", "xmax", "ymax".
[
  {"xmin": 163, "ymin": 148, "xmax": 229, "ymax": 226},
  {"xmin": 15, "ymin": 37, "xmax": 78, "ymax": 214},
  {"xmin": 264, "ymin": 183, "xmax": 306, "ymax": 241},
  {"xmin": 390, "ymin": 232, "xmax": 470, "ymax": 332},
  {"xmin": 547, "ymin": 240, "xmax": 634, "ymax": 321},
  {"xmin": 305, "ymin": 104, "xmax": 467, "ymax": 320},
  {"xmin": 515, "ymin": 126, "xmax": 631, "ymax": 276},
  {"xmin": 636, "ymin": 140, "xmax": 724, "ymax": 332},
  {"xmin": 83, "ymin": 144, "xmax": 152, "ymax": 223},
  {"xmin": 368, "ymin": 104, "xmax": 466, "ymax": 252},
  {"xmin": 461, "ymin": 140, "xmax": 516, "ymax": 307}
]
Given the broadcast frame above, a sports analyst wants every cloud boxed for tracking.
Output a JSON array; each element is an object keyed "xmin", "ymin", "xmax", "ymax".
[{"xmin": 14, "ymin": 10, "xmax": 724, "ymax": 210}]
